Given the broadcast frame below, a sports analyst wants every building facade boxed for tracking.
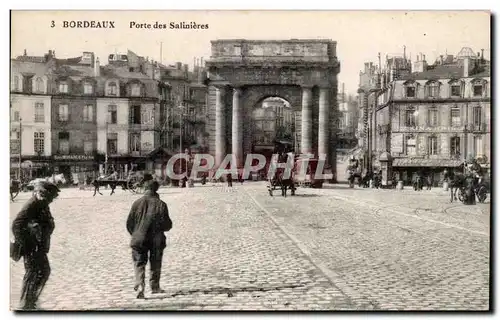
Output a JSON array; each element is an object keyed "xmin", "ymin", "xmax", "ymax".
[
  {"xmin": 375, "ymin": 47, "xmax": 490, "ymax": 185},
  {"xmin": 10, "ymin": 56, "xmax": 53, "ymax": 179},
  {"xmin": 10, "ymin": 49, "xmax": 176, "ymax": 181}
]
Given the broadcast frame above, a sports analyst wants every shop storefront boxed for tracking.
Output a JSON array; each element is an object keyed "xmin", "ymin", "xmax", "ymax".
[
  {"xmin": 392, "ymin": 158, "xmax": 463, "ymax": 186},
  {"xmin": 10, "ymin": 156, "xmax": 52, "ymax": 180},
  {"xmin": 53, "ymin": 154, "xmax": 99, "ymax": 183}
]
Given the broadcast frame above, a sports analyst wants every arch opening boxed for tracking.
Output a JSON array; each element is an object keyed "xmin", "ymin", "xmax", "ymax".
[{"xmin": 251, "ymin": 96, "xmax": 296, "ymax": 160}]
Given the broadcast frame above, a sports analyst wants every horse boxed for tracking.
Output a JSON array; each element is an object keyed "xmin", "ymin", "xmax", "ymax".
[
  {"xmin": 268, "ymin": 167, "xmax": 296, "ymax": 197},
  {"xmin": 449, "ymin": 172, "xmax": 466, "ymax": 203},
  {"xmin": 47, "ymin": 173, "xmax": 67, "ymax": 186}
]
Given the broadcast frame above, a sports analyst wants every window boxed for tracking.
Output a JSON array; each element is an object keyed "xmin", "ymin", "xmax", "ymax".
[
  {"xmin": 474, "ymin": 136, "xmax": 483, "ymax": 158},
  {"xmin": 107, "ymin": 105, "xmax": 117, "ymax": 124},
  {"xmin": 428, "ymin": 82, "xmax": 439, "ymax": 98},
  {"xmin": 450, "ymin": 136, "xmax": 461, "ymax": 158},
  {"xmin": 83, "ymin": 83, "xmax": 93, "ymax": 94},
  {"xmin": 107, "ymin": 133, "xmax": 118, "ymax": 155},
  {"xmin": 34, "ymin": 103, "xmax": 44, "ymax": 122},
  {"xmin": 10, "ymin": 130, "xmax": 20, "ymax": 154},
  {"xmin": 34, "ymin": 132, "xmax": 45, "ymax": 154},
  {"xmin": 59, "ymin": 82, "xmax": 68, "ymax": 93},
  {"xmin": 473, "ymin": 85, "xmax": 483, "ymax": 97},
  {"xmin": 58, "ymin": 104, "xmax": 69, "ymax": 121},
  {"xmin": 405, "ymin": 86, "xmax": 416, "ymax": 98},
  {"xmin": 83, "ymin": 134, "xmax": 93, "ymax": 155},
  {"xmin": 130, "ymin": 105, "xmax": 141, "ymax": 124},
  {"xmin": 83, "ymin": 105, "xmax": 94, "ymax": 122},
  {"xmin": 405, "ymin": 107, "xmax": 417, "ymax": 127},
  {"xmin": 13, "ymin": 111, "xmax": 20, "ymax": 122},
  {"xmin": 405, "ymin": 135, "xmax": 416, "ymax": 156},
  {"xmin": 35, "ymin": 77, "xmax": 44, "ymax": 93},
  {"xmin": 450, "ymin": 84, "xmax": 461, "ymax": 97},
  {"xmin": 130, "ymin": 83, "xmax": 141, "ymax": 97},
  {"xmin": 13, "ymin": 76, "xmax": 20, "ymax": 91},
  {"xmin": 473, "ymin": 107, "xmax": 482, "ymax": 127},
  {"xmin": 451, "ymin": 107, "xmax": 461, "ymax": 127},
  {"xmin": 23, "ymin": 75, "xmax": 33, "ymax": 93},
  {"xmin": 129, "ymin": 133, "xmax": 141, "ymax": 153},
  {"xmin": 428, "ymin": 135, "xmax": 438, "ymax": 155},
  {"xmin": 58, "ymin": 132, "xmax": 70, "ymax": 155},
  {"xmin": 107, "ymin": 82, "xmax": 118, "ymax": 96},
  {"xmin": 428, "ymin": 107, "xmax": 438, "ymax": 127}
]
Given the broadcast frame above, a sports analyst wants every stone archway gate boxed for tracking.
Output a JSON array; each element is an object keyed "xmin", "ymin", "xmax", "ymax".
[{"xmin": 205, "ymin": 39, "xmax": 341, "ymax": 181}]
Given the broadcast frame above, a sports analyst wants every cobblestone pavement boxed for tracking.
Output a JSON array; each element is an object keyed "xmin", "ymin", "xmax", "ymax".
[
  {"xmin": 9, "ymin": 182, "xmax": 490, "ymax": 311},
  {"xmin": 244, "ymin": 182, "xmax": 490, "ymax": 310},
  {"xmin": 10, "ymin": 185, "xmax": 359, "ymax": 311}
]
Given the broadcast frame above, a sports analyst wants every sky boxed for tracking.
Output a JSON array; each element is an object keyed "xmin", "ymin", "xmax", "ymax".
[{"xmin": 10, "ymin": 10, "xmax": 491, "ymax": 95}]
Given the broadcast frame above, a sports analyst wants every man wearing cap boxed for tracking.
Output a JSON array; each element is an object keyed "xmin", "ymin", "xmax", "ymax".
[
  {"xmin": 12, "ymin": 181, "xmax": 60, "ymax": 310},
  {"xmin": 126, "ymin": 180, "xmax": 172, "ymax": 299}
]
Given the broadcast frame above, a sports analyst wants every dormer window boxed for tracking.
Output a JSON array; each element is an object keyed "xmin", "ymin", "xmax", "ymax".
[
  {"xmin": 449, "ymin": 80, "xmax": 462, "ymax": 97},
  {"xmin": 473, "ymin": 85, "xmax": 483, "ymax": 97},
  {"xmin": 59, "ymin": 81, "xmax": 68, "ymax": 93},
  {"xmin": 107, "ymin": 82, "xmax": 118, "ymax": 96},
  {"xmin": 130, "ymin": 83, "xmax": 141, "ymax": 97},
  {"xmin": 35, "ymin": 77, "xmax": 44, "ymax": 93},
  {"xmin": 83, "ymin": 82, "xmax": 93, "ymax": 94},
  {"xmin": 426, "ymin": 81, "xmax": 440, "ymax": 98},
  {"xmin": 405, "ymin": 87, "xmax": 415, "ymax": 98},
  {"xmin": 403, "ymin": 81, "xmax": 418, "ymax": 98}
]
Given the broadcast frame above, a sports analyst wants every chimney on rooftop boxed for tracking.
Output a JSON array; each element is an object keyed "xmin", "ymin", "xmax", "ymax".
[
  {"xmin": 481, "ymin": 49, "xmax": 484, "ymax": 61},
  {"xmin": 176, "ymin": 62, "xmax": 182, "ymax": 70},
  {"xmin": 95, "ymin": 58, "xmax": 100, "ymax": 77},
  {"xmin": 23, "ymin": 49, "xmax": 27, "ymax": 56},
  {"xmin": 463, "ymin": 57, "xmax": 470, "ymax": 78}
]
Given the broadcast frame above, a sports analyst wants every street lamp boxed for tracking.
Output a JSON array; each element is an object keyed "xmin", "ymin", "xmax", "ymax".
[{"xmin": 367, "ymin": 89, "xmax": 381, "ymax": 172}]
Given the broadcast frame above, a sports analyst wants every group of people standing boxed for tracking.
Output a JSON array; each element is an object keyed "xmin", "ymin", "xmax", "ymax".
[{"xmin": 11, "ymin": 175, "xmax": 173, "ymax": 310}]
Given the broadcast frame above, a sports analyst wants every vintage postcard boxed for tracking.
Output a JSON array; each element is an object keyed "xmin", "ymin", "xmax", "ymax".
[{"xmin": 9, "ymin": 10, "xmax": 491, "ymax": 311}]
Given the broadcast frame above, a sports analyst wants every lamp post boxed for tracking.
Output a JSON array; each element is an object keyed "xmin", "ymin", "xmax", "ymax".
[
  {"xmin": 18, "ymin": 117, "xmax": 22, "ymax": 180},
  {"xmin": 367, "ymin": 89, "xmax": 381, "ymax": 173}
]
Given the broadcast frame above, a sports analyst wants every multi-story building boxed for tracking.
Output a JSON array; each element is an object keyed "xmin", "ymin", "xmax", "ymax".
[
  {"xmin": 10, "ymin": 49, "xmax": 175, "ymax": 181},
  {"xmin": 375, "ymin": 47, "xmax": 490, "ymax": 185},
  {"xmin": 10, "ymin": 51, "xmax": 53, "ymax": 179},
  {"xmin": 96, "ymin": 51, "xmax": 168, "ymax": 175},
  {"xmin": 51, "ymin": 52, "xmax": 99, "ymax": 179}
]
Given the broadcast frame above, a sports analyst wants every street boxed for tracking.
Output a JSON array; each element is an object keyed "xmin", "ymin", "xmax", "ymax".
[{"xmin": 9, "ymin": 182, "xmax": 490, "ymax": 311}]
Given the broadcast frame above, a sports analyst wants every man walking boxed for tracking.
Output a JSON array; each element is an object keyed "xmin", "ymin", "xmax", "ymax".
[
  {"xmin": 12, "ymin": 181, "xmax": 59, "ymax": 310},
  {"xmin": 126, "ymin": 180, "xmax": 172, "ymax": 299}
]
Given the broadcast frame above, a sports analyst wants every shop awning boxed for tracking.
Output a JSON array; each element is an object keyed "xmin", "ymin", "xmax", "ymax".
[{"xmin": 392, "ymin": 158, "xmax": 463, "ymax": 167}]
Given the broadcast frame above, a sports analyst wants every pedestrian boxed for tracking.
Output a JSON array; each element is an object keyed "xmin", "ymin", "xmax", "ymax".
[
  {"xmin": 11, "ymin": 181, "xmax": 59, "ymax": 310},
  {"xmin": 126, "ymin": 180, "xmax": 172, "ymax": 299},
  {"xmin": 427, "ymin": 174, "xmax": 433, "ymax": 190},
  {"xmin": 92, "ymin": 178, "xmax": 103, "ymax": 196},
  {"xmin": 226, "ymin": 173, "xmax": 233, "ymax": 187}
]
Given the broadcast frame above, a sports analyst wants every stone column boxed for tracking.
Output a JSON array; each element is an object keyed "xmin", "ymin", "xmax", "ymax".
[
  {"xmin": 215, "ymin": 86, "xmax": 226, "ymax": 167},
  {"xmin": 232, "ymin": 87, "xmax": 243, "ymax": 167},
  {"xmin": 318, "ymin": 87, "xmax": 329, "ymax": 159},
  {"xmin": 301, "ymin": 86, "xmax": 313, "ymax": 154}
]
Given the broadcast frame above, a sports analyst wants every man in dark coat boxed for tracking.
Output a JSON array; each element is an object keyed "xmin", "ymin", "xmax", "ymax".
[
  {"xmin": 126, "ymin": 180, "xmax": 172, "ymax": 299},
  {"xmin": 12, "ymin": 181, "xmax": 59, "ymax": 310}
]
